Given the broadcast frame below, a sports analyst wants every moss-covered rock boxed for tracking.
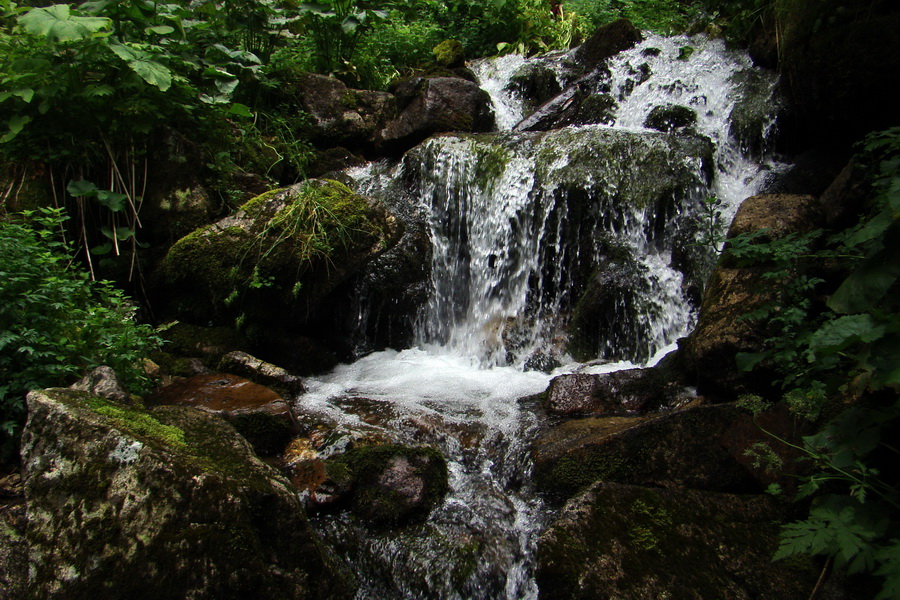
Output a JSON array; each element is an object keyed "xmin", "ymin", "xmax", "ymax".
[
  {"xmin": 531, "ymin": 402, "xmax": 809, "ymax": 503},
  {"xmin": 571, "ymin": 19, "xmax": 643, "ymax": 75},
  {"xmin": 323, "ymin": 445, "xmax": 449, "ymax": 525},
  {"xmin": 536, "ymin": 482, "xmax": 819, "ymax": 599},
  {"xmin": 432, "ymin": 39, "xmax": 465, "ymax": 68},
  {"xmin": 20, "ymin": 388, "xmax": 356, "ymax": 599},
  {"xmin": 154, "ymin": 179, "xmax": 400, "ymax": 334}
]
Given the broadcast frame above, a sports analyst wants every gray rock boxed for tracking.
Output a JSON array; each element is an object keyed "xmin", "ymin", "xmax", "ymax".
[
  {"xmin": 70, "ymin": 365, "xmax": 129, "ymax": 404},
  {"xmin": 377, "ymin": 77, "xmax": 495, "ymax": 153},
  {"xmin": 218, "ymin": 351, "xmax": 305, "ymax": 398},
  {"xmin": 289, "ymin": 72, "xmax": 397, "ymax": 149},
  {"xmin": 20, "ymin": 388, "xmax": 356, "ymax": 599}
]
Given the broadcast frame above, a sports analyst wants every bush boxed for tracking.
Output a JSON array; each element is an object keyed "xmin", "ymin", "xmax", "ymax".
[{"xmin": 0, "ymin": 208, "xmax": 163, "ymax": 456}]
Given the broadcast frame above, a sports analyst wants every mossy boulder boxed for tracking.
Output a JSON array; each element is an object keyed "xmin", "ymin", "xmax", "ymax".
[
  {"xmin": 154, "ymin": 179, "xmax": 400, "ymax": 334},
  {"xmin": 536, "ymin": 481, "xmax": 818, "ymax": 599},
  {"xmin": 432, "ymin": 39, "xmax": 465, "ymax": 68},
  {"xmin": 148, "ymin": 373, "xmax": 297, "ymax": 457},
  {"xmin": 531, "ymin": 402, "xmax": 809, "ymax": 503},
  {"xmin": 323, "ymin": 445, "xmax": 449, "ymax": 525},
  {"xmin": 20, "ymin": 388, "xmax": 356, "ymax": 599},
  {"xmin": 272, "ymin": 71, "xmax": 397, "ymax": 151},
  {"xmin": 571, "ymin": 18, "xmax": 643, "ymax": 75}
]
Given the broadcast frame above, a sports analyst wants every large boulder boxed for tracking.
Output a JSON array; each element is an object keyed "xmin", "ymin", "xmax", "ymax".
[
  {"xmin": 536, "ymin": 481, "xmax": 819, "ymax": 599},
  {"xmin": 506, "ymin": 62, "xmax": 562, "ymax": 115},
  {"xmin": 377, "ymin": 77, "xmax": 495, "ymax": 154},
  {"xmin": 678, "ymin": 193, "xmax": 824, "ymax": 398},
  {"xmin": 543, "ymin": 362, "xmax": 690, "ymax": 417},
  {"xmin": 570, "ymin": 19, "xmax": 643, "ymax": 75},
  {"xmin": 532, "ymin": 402, "xmax": 809, "ymax": 502},
  {"xmin": 279, "ymin": 72, "xmax": 396, "ymax": 151},
  {"xmin": 20, "ymin": 388, "xmax": 356, "ymax": 599},
  {"xmin": 154, "ymin": 179, "xmax": 401, "ymax": 334}
]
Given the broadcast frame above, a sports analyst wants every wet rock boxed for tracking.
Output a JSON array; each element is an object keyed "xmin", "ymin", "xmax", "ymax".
[
  {"xmin": 506, "ymin": 63, "xmax": 562, "ymax": 114},
  {"xmin": 324, "ymin": 445, "xmax": 449, "ymax": 525},
  {"xmin": 728, "ymin": 68, "xmax": 780, "ymax": 157},
  {"xmin": 536, "ymin": 482, "xmax": 818, "ymax": 599},
  {"xmin": 571, "ymin": 19, "xmax": 643, "ymax": 75},
  {"xmin": 532, "ymin": 402, "xmax": 809, "ymax": 502},
  {"xmin": 566, "ymin": 258, "xmax": 648, "ymax": 363},
  {"xmin": 679, "ymin": 193, "xmax": 824, "ymax": 397},
  {"xmin": 150, "ymin": 373, "xmax": 296, "ymax": 456},
  {"xmin": 377, "ymin": 77, "xmax": 495, "ymax": 154},
  {"xmin": 20, "ymin": 388, "xmax": 356, "ymax": 599},
  {"xmin": 516, "ymin": 88, "xmax": 618, "ymax": 132},
  {"xmin": 643, "ymin": 103, "xmax": 697, "ymax": 133},
  {"xmin": 154, "ymin": 180, "xmax": 401, "ymax": 334},
  {"xmin": 218, "ymin": 351, "xmax": 305, "ymax": 398},
  {"xmin": 543, "ymin": 367, "xmax": 685, "ymax": 416},
  {"xmin": 70, "ymin": 365, "xmax": 130, "ymax": 404},
  {"xmin": 432, "ymin": 39, "xmax": 465, "ymax": 68}
]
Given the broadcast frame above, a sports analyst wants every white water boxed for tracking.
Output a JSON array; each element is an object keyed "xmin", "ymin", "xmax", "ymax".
[{"xmin": 300, "ymin": 33, "xmax": 781, "ymax": 600}]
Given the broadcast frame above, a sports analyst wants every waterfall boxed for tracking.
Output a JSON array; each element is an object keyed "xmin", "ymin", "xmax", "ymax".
[{"xmin": 298, "ymin": 32, "xmax": 781, "ymax": 600}]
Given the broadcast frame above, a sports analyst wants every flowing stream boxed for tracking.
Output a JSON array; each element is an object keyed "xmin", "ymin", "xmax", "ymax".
[{"xmin": 298, "ymin": 33, "xmax": 780, "ymax": 599}]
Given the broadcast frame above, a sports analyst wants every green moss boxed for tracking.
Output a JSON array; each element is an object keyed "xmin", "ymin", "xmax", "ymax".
[
  {"xmin": 432, "ymin": 39, "xmax": 465, "ymax": 68},
  {"xmin": 471, "ymin": 143, "xmax": 511, "ymax": 191},
  {"xmin": 327, "ymin": 444, "xmax": 449, "ymax": 524},
  {"xmin": 81, "ymin": 394, "xmax": 188, "ymax": 450}
]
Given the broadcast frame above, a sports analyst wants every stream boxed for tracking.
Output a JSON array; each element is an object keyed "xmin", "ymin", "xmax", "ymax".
[{"xmin": 295, "ymin": 33, "xmax": 782, "ymax": 599}]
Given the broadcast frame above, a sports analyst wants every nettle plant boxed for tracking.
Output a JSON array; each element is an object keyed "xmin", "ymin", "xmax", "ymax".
[{"xmin": 731, "ymin": 127, "xmax": 900, "ymax": 598}]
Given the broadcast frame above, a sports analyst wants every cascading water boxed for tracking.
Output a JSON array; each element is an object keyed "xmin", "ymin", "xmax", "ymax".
[{"xmin": 297, "ymin": 32, "xmax": 781, "ymax": 599}]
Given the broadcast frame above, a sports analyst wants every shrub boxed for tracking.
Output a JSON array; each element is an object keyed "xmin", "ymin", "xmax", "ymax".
[{"xmin": 0, "ymin": 208, "xmax": 163, "ymax": 456}]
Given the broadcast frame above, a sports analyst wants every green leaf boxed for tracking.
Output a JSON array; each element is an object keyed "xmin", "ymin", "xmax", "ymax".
[
  {"xmin": 91, "ymin": 243, "xmax": 113, "ymax": 256},
  {"xmin": 809, "ymin": 314, "xmax": 887, "ymax": 357},
  {"xmin": 214, "ymin": 78, "xmax": 238, "ymax": 95},
  {"xmin": 109, "ymin": 43, "xmax": 172, "ymax": 91},
  {"xmin": 227, "ymin": 103, "xmax": 254, "ymax": 118},
  {"xmin": 19, "ymin": 5, "xmax": 111, "ymax": 43},
  {"xmin": 95, "ymin": 190, "xmax": 128, "ymax": 212},
  {"xmin": 1, "ymin": 114, "xmax": 32, "ymax": 143},
  {"xmin": 736, "ymin": 351, "xmax": 768, "ymax": 372},
  {"xmin": 829, "ymin": 228, "xmax": 900, "ymax": 314},
  {"xmin": 67, "ymin": 179, "xmax": 98, "ymax": 197},
  {"xmin": 144, "ymin": 25, "xmax": 175, "ymax": 35}
]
